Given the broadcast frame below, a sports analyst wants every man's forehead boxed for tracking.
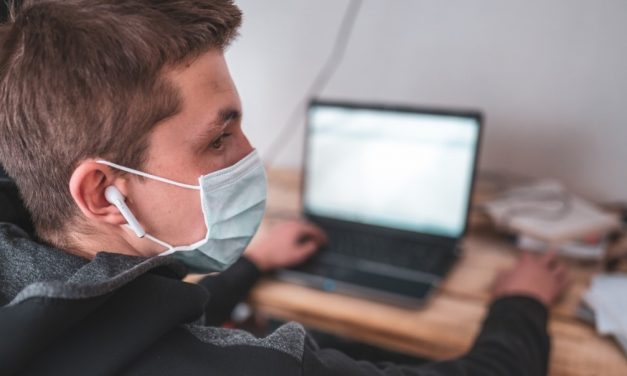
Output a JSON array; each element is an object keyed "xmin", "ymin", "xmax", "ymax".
[{"xmin": 166, "ymin": 52, "xmax": 240, "ymax": 120}]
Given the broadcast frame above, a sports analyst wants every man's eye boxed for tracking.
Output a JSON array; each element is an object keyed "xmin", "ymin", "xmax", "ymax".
[{"xmin": 211, "ymin": 133, "xmax": 231, "ymax": 150}]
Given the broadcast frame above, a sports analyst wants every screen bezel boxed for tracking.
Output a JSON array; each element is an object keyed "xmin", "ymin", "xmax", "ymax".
[{"xmin": 300, "ymin": 99, "xmax": 484, "ymax": 243}]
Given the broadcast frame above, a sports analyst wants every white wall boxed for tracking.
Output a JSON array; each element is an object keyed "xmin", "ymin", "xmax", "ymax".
[{"xmin": 227, "ymin": 0, "xmax": 627, "ymax": 202}]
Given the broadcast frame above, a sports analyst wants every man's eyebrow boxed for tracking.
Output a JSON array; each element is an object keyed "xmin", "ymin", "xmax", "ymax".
[
  {"xmin": 210, "ymin": 108, "xmax": 242, "ymax": 129},
  {"xmin": 192, "ymin": 107, "xmax": 242, "ymax": 150}
]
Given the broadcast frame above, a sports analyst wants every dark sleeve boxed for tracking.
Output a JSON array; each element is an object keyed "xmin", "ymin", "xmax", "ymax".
[
  {"xmin": 197, "ymin": 256, "xmax": 263, "ymax": 326},
  {"xmin": 302, "ymin": 296, "xmax": 550, "ymax": 376}
]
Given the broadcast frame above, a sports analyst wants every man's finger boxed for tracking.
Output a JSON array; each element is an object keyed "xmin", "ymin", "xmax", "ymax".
[
  {"xmin": 520, "ymin": 251, "xmax": 533, "ymax": 262},
  {"xmin": 553, "ymin": 264, "xmax": 569, "ymax": 280},
  {"xmin": 297, "ymin": 239, "xmax": 322, "ymax": 255},
  {"xmin": 297, "ymin": 221, "xmax": 328, "ymax": 245},
  {"xmin": 559, "ymin": 274, "xmax": 573, "ymax": 290},
  {"xmin": 491, "ymin": 270, "xmax": 508, "ymax": 288},
  {"xmin": 540, "ymin": 249, "xmax": 559, "ymax": 267}
]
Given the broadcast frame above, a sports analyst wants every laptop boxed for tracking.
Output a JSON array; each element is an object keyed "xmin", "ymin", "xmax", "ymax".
[{"xmin": 277, "ymin": 100, "xmax": 483, "ymax": 306}]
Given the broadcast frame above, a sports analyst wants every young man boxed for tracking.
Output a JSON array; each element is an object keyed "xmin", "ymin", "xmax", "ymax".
[{"xmin": 0, "ymin": 1, "xmax": 569, "ymax": 374}]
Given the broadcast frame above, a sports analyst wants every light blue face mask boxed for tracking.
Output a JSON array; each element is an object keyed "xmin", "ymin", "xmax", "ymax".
[{"xmin": 97, "ymin": 150, "xmax": 267, "ymax": 273}]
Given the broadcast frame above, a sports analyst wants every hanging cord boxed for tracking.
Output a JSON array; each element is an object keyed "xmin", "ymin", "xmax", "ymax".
[{"xmin": 262, "ymin": 0, "xmax": 363, "ymax": 167}]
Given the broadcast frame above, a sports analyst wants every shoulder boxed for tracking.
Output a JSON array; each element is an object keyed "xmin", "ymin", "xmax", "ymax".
[
  {"xmin": 121, "ymin": 322, "xmax": 308, "ymax": 375},
  {"xmin": 183, "ymin": 321, "xmax": 307, "ymax": 361}
]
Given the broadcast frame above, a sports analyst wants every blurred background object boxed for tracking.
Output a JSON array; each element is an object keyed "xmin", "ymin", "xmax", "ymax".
[{"xmin": 227, "ymin": 0, "xmax": 627, "ymax": 204}]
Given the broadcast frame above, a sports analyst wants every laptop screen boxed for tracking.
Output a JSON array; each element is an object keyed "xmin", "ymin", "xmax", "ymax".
[{"xmin": 303, "ymin": 102, "xmax": 481, "ymax": 238}]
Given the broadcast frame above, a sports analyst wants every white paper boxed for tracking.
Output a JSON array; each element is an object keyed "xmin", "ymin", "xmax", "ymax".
[
  {"xmin": 518, "ymin": 235, "xmax": 606, "ymax": 260},
  {"xmin": 583, "ymin": 274, "xmax": 627, "ymax": 340},
  {"xmin": 484, "ymin": 180, "xmax": 619, "ymax": 242}
]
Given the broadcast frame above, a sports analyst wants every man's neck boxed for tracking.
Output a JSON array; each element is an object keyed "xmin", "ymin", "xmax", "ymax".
[{"xmin": 63, "ymin": 225, "xmax": 156, "ymax": 260}]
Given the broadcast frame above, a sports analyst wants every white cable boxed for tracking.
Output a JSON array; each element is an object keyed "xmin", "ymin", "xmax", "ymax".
[{"xmin": 96, "ymin": 160, "xmax": 200, "ymax": 190}]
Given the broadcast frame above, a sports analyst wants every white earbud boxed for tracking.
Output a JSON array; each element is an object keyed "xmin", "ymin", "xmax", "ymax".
[{"xmin": 104, "ymin": 185, "xmax": 146, "ymax": 238}]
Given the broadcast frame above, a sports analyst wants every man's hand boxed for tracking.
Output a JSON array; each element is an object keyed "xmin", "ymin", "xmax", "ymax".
[
  {"xmin": 492, "ymin": 251, "xmax": 571, "ymax": 306},
  {"xmin": 244, "ymin": 219, "xmax": 328, "ymax": 272}
]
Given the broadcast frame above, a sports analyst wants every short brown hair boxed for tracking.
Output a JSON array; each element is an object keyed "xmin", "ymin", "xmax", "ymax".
[{"xmin": 0, "ymin": 0, "xmax": 242, "ymax": 244}]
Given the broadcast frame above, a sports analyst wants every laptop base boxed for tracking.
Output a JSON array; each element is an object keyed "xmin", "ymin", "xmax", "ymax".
[{"xmin": 276, "ymin": 261, "xmax": 441, "ymax": 308}]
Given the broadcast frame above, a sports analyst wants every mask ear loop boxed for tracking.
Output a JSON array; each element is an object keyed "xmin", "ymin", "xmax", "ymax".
[
  {"xmin": 95, "ymin": 160, "xmax": 201, "ymax": 191},
  {"xmin": 96, "ymin": 159, "xmax": 201, "ymax": 255},
  {"xmin": 141, "ymin": 232, "xmax": 178, "ymax": 256},
  {"xmin": 96, "ymin": 155, "xmax": 262, "ymax": 259}
]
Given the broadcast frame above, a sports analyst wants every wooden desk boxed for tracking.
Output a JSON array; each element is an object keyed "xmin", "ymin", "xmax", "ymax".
[{"xmin": 248, "ymin": 168, "xmax": 627, "ymax": 376}]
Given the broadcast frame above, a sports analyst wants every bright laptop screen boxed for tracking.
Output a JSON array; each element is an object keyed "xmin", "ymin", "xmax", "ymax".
[{"xmin": 303, "ymin": 103, "xmax": 480, "ymax": 238}]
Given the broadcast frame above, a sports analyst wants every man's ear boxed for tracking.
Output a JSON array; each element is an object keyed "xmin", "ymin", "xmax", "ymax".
[{"xmin": 68, "ymin": 160, "xmax": 128, "ymax": 225}]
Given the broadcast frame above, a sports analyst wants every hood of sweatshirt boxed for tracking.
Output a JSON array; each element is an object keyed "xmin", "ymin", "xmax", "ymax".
[{"xmin": 0, "ymin": 222, "xmax": 210, "ymax": 374}]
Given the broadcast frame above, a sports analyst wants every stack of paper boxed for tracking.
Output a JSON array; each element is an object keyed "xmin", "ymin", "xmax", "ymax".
[
  {"xmin": 483, "ymin": 180, "xmax": 620, "ymax": 244},
  {"xmin": 517, "ymin": 235, "xmax": 607, "ymax": 260},
  {"xmin": 583, "ymin": 274, "xmax": 627, "ymax": 355}
]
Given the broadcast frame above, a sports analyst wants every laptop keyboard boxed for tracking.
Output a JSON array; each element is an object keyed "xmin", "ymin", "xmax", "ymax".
[{"xmin": 318, "ymin": 228, "xmax": 456, "ymax": 276}]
